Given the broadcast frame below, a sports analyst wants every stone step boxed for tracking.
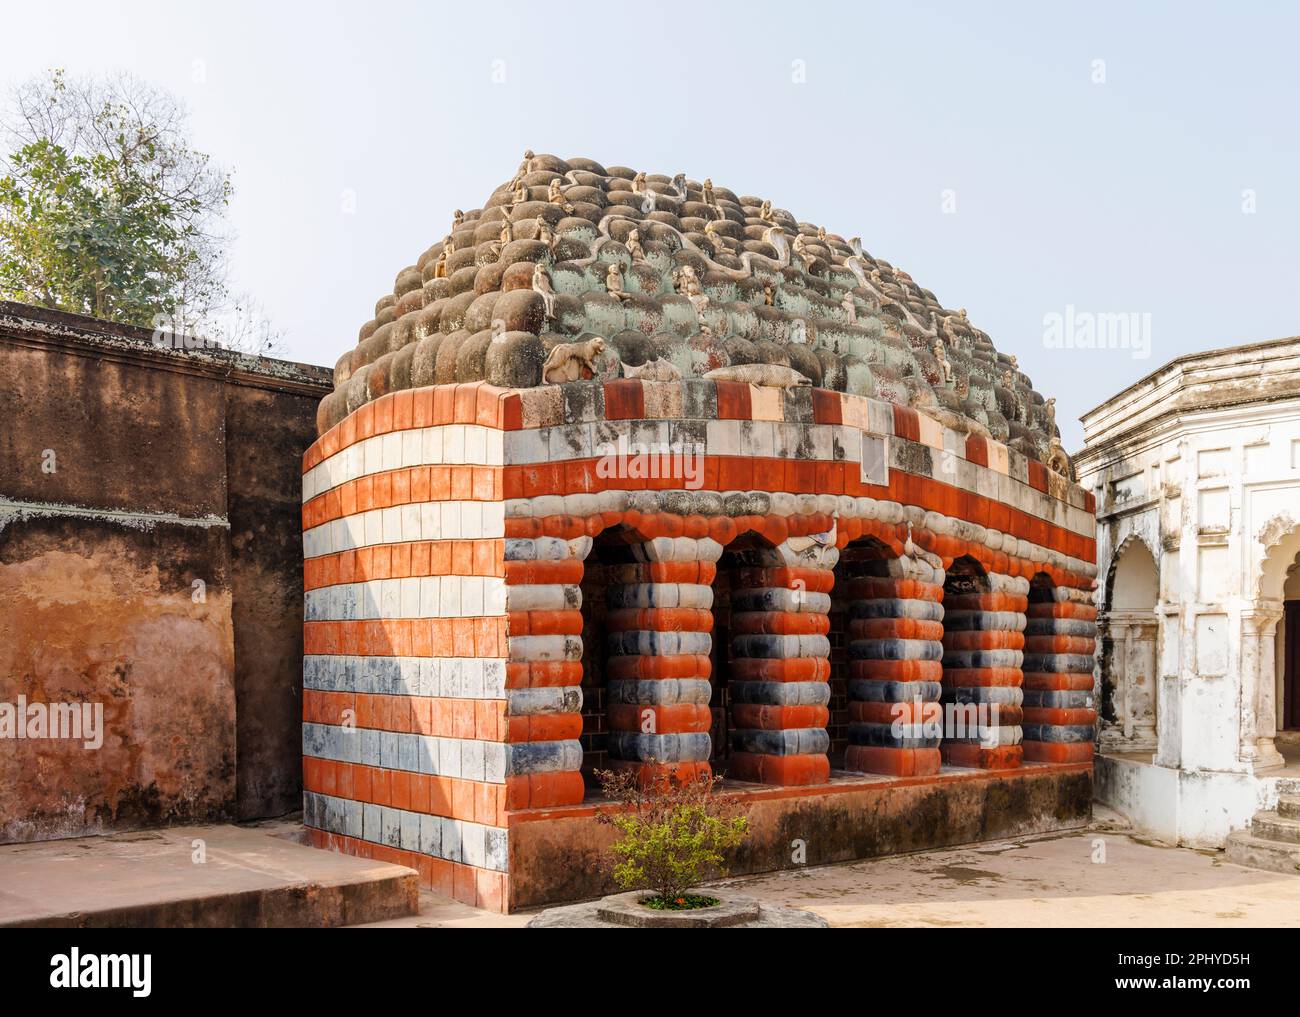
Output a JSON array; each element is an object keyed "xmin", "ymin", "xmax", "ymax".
[
  {"xmin": 1252, "ymin": 811, "xmax": 1300, "ymax": 845},
  {"xmin": 0, "ymin": 822, "xmax": 419, "ymax": 929},
  {"xmin": 1277, "ymin": 795, "xmax": 1300, "ymax": 820},
  {"xmin": 1225, "ymin": 830, "xmax": 1300, "ymax": 876}
]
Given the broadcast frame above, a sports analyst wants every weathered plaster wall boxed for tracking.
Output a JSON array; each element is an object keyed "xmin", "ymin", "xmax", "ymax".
[
  {"xmin": 0, "ymin": 517, "xmax": 234, "ymax": 840},
  {"xmin": 225, "ymin": 383, "xmax": 322, "ymax": 820},
  {"xmin": 1079, "ymin": 334, "xmax": 1300, "ymax": 846},
  {"xmin": 0, "ymin": 302, "xmax": 332, "ymax": 842}
]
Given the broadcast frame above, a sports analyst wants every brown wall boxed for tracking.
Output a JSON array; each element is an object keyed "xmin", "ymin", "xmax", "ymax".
[
  {"xmin": 0, "ymin": 302, "xmax": 332, "ymax": 842},
  {"xmin": 225, "ymin": 382, "xmax": 322, "ymax": 820}
]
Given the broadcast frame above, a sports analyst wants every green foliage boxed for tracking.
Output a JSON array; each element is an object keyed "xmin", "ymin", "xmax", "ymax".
[
  {"xmin": 0, "ymin": 69, "xmax": 231, "ymax": 329},
  {"xmin": 596, "ymin": 767, "xmax": 749, "ymax": 904},
  {"xmin": 640, "ymin": 893, "xmax": 720, "ymax": 911}
]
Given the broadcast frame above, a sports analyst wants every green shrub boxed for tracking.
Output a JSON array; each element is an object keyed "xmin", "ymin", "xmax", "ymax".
[{"xmin": 595, "ymin": 766, "xmax": 749, "ymax": 906}]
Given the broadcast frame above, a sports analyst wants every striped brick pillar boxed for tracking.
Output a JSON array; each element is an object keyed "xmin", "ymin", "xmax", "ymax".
[
  {"xmin": 727, "ymin": 534, "xmax": 837, "ymax": 786},
  {"xmin": 502, "ymin": 533, "xmax": 589, "ymax": 808},
  {"xmin": 941, "ymin": 570, "xmax": 1027, "ymax": 769},
  {"xmin": 1023, "ymin": 579, "xmax": 1098, "ymax": 763},
  {"xmin": 603, "ymin": 535, "xmax": 720, "ymax": 783},
  {"xmin": 844, "ymin": 551, "xmax": 945, "ymax": 777}
]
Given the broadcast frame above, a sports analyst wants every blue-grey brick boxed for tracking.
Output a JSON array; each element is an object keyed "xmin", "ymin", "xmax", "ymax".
[
  {"xmin": 344, "ymin": 798, "xmax": 363, "ymax": 839},
  {"xmin": 608, "ymin": 678, "xmax": 712, "ymax": 706},
  {"xmin": 850, "ymin": 638, "xmax": 943, "ymax": 661},
  {"xmin": 398, "ymin": 732, "xmax": 419, "ymax": 772},
  {"xmin": 440, "ymin": 817, "xmax": 463, "ymax": 863},
  {"xmin": 729, "ymin": 680, "xmax": 830, "ymax": 707},
  {"xmin": 363, "ymin": 803, "xmax": 383, "ymax": 843},
  {"xmin": 607, "ymin": 731, "xmax": 711, "ymax": 763},
  {"xmin": 1025, "ymin": 618, "xmax": 1097, "ymax": 638},
  {"xmin": 360, "ymin": 728, "xmax": 381, "ymax": 768},
  {"xmin": 381, "ymin": 807, "xmax": 402, "ymax": 848},
  {"xmin": 849, "ymin": 598, "xmax": 944, "ymax": 621},
  {"xmin": 1022, "ymin": 689, "xmax": 1094, "ymax": 709},
  {"xmin": 730, "ymin": 728, "xmax": 830, "ymax": 756},
  {"xmin": 848, "ymin": 722, "xmax": 941, "ymax": 749},
  {"xmin": 412, "ymin": 815, "xmax": 434, "ymax": 857},
  {"xmin": 505, "ymin": 739, "xmax": 583, "ymax": 775},
  {"xmin": 302, "ymin": 791, "xmax": 320, "ymax": 829},
  {"xmin": 943, "ymin": 610, "xmax": 1024, "ymax": 632},
  {"xmin": 485, "ymin": 827, "xmax": 509, "ymax": 871},
  {"xmin": 461, "ymin": 824, "xmax": 486, "ymax": 869},
  {"xmin": 606, "ymin": 630, "xmax": 712, "ymax": 656},
  {"xmin": 1022, "ymin": 723, "xmax": 1095, "ymax": 743},
  {"xmin": 416, "ymin": 735, "xmax": 438, "ymax": 775},
  {"xmin": 460, "ymin": 740, "xmax": 486, "ymax": 782},
  {"xmin": 380, "ymin": 731, "xmax": 401, "ymax": 769},
  {"xmin": 1022, "ymin": 653, "xmax": 1094, "ymax": 674},
  {"xmin": 848, "ymin": 678, "xmax": 944, "ymax": 703},
  {"xmin": 943, "ymin": 648, "xmax": 1023, "ymax": 669},
  {"xmin": 942, "ymin": 686, "xmax": 1025, "ymax": 707},
  {"xmin": 400, "ymin": 810, "xmax": 421, "ymax": 852},
  {"xmin": 483, "ymin": 742, "xmax": 506, "ymax": 783}
]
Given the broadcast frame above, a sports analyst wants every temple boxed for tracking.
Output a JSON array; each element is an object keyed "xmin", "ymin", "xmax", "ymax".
[
  {"xmin": 1079, "ymin": 337, "xmax": 1300, "ymax": 866},
  {"xmin": 299, "ymin": 154, "xmax": 1099, "ymax": 911}
]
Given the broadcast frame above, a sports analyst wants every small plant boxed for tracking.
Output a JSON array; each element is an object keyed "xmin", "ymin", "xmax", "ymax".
[{"xmin": 595, "ymin": 765, "xmax": 749, "ymax": 909}]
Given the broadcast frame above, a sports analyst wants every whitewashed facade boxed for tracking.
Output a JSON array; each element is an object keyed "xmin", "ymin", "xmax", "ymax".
[{"xmin": 1078, "ymin": 336, "xmax": 1300, "ymax": 847}]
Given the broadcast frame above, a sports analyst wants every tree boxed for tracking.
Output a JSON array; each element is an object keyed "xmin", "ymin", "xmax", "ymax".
[{"xmin": 0, "ymin": 69, "xmax": 281, "ymax": 355}]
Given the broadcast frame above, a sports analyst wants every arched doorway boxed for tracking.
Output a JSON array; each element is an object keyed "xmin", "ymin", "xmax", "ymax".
[
  {"xmin": 1275, "ymin": 557, "xmax": 1300, "ymax": 737},
  {"xmin": 837, "ymin": 535, "xmax": 944, "ymax": 777},
  {"xmin": 940, "ymin": 555, "xmax": 1025, "ymax": 769},
  {"xmin": 581, "ymin": 524, "xmax": 716, "ymax": 789},
  {"xmin": 1023, "ymin": 571, "xmax": 1097, "ymax": 763},
  {"xmin": 1100, "ymin": 538, "xmax": 1159, "ymax": 753},
  {"xmin": 716, "ymin": 530, "xmax": 834, "ymax": 786}
]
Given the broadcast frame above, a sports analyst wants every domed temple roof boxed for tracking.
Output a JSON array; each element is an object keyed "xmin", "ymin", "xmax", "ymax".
[{"xmin": 323, "ymin": 152, "xmax": 1059, "ymax": 466}]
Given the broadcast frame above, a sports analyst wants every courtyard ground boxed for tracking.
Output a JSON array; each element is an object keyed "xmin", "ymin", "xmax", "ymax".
[
  {"xmin": 3, "ymin": 807, "xmax": 1296, "ymax": 928},
  {"xmin": 355, "ymin": 806, "xmax": 1300, "ymax": 928}
]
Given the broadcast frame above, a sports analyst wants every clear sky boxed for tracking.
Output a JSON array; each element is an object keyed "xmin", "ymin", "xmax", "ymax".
[{"xmin": 5, "ymin": 1, "xmax": 1297, "ymax": 448}]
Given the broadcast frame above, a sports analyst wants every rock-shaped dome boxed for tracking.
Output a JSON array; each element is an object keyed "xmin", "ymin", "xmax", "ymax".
[{"xmin": 320, "ymin": 152, "xmax": 1058, "ymax": 464}]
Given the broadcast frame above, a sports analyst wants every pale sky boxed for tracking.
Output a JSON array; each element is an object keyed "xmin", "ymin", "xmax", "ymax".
[{"xmin": 6, "ymin": 1, "xmax": 1298, "ymax": 448}]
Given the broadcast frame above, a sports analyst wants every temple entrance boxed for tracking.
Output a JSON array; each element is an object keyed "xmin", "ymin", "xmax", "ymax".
[
  {"xmin": 708, "ymin": 552, "xmax": 734, "ymax": 770},
  {"xmin": 577, "ymin": 530, "xmax": 620, "ymax": 790},
  {"xmin": 1283, "ymin": 603, "xmax": 1300, "ymax": 730},
  {"xmin": 582, "ymin": 525, "xmax": 717, "ymax": 787},
  {"xmin": 1101, "ymin": 538, "xmax": 1159, "ymax": 751},
  {"xmin": 708, "ymin": 533, "xmax": 782, "ymax": 778},
  {"xmin": 1281, "ymin": 560, "xmax": 1300, "ymax": 732},
  {"xmin": 832, "ymin": 538, "xmax": 904, "ymax": 769},
  {"xmin": 940, "ymin": 555, "xmax": 1016, "ymax": 769}
]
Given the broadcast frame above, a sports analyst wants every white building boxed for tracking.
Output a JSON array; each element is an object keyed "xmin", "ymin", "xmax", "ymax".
[{"xmin": 1077, "ymin": 336, "xmax": 1300, "ymax": 864}]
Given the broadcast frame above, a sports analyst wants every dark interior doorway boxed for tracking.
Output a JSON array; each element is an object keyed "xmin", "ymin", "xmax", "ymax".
[{"xmin": 1285, "ymin": 602, "xmax": 1300, "ymax": 731}]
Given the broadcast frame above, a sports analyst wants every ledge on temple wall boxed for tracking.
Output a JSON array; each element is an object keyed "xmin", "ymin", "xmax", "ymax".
[
  {"xmin": 304, "ymin": 380, "xmax": 1094, "ymax": 516},
  {"xmin": 1077, "ymin": 333, "xmax": 1300, "ymax": 464}
]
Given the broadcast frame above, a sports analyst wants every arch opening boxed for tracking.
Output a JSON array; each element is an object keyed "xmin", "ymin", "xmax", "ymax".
[
  {"xmin": 1099, "ymin": 537, "xmax": 1159, "ymax": 753},
  {"xmin": 708, "ymin": 532, "xmax": 781, "ymax": 774}
]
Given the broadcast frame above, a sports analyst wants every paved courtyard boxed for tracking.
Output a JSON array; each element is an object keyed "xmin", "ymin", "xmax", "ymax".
[{"xmin": 357, "ymin": 807, "xmax": 1300, "ymax": 928}]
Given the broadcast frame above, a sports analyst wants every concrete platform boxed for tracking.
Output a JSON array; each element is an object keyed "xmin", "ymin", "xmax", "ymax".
[
  {"xmin": 1097, "ymin": 748, "xmax": 1300, "ymax": 848},
  {"xmin": 506, "ymin": 761, "xmax": 1092, "ymax": 910},
  {"xmin": 356, "ymin": 806, "xmax": 1300, "ymax": 928},
  {"xmin": 0, "ymin": 819, "xmax": 418, "ymax": 928}
]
